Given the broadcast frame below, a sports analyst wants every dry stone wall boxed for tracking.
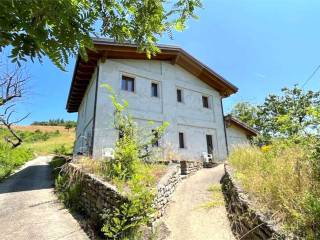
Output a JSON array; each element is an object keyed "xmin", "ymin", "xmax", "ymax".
[
  {"xmin": 180, "ymin": 160, "xmax": 203, "ymax": 175},
  {"xmin": 154, "ymin": 163, "xmax": 181, "ymax": 219},
  {"xmin": 62, "ymin": 163, "xmax": 127, "ymax": 226},
  {"xmin": 61, "ymin": 160, "xmax": 204, "ymax": 227},
  {"xmin": 221, "ymin": 164, "xmax": 287, "ymax": 240}
]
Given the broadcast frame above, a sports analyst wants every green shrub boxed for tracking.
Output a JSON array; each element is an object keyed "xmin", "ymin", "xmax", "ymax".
[
  {"xmin": 49, "ymin": 156, "xmax": 67, "ymax": 179},
  {"xmin": 101, "ymin": 165, "xmax": 156, "ymax": 239},
  {"xmin": 0, "ymin": 143, "xmax": 34, "ymax": 180},
  {"xmin": 100, "ymin": 85, "xmax": 167, "ymax": 239},
  {"xmin": 53, "ymin": 145, "xmax": 68, "ymax": 156},
  {"xmin": 55, "ymin": 173, "xmax": 82, "ymax": 211}
]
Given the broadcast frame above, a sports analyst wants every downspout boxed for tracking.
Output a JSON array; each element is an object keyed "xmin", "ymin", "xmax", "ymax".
[
  {"xmin": 221, "ymin": 97, "xmax": 229, "ymax": 156},
  {"xmin": 91, "ymin": 64, "xmax": 100, "ymax": 157}
]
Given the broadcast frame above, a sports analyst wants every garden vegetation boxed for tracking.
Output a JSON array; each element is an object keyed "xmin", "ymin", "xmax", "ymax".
[
  {"xmin": 229, "ymin": 86, "xmax": 320, "ymax": 239},
  {"xmin": 54, "ymin": 85, "xmax": 168, "ymax": 239},
  {"xmin": 0, "ymin": 142, "xmax": 33, "ymax": 180}
]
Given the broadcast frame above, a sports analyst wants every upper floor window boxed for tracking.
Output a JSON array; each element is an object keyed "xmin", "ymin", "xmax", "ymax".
[
  {"xmin": 121, "ymin": 75, "xmax": 134, "ymax": 92},
  {"xmin": 202, "ymin": 96, "xmax": 209, "ymax": 108},
  {"xmin": 177, "ymin": 89, "xmax": 183, "ymax": 103},
  {"xmin": 151, "ymin": 82, "xmax": 158, "ymax": 97}
]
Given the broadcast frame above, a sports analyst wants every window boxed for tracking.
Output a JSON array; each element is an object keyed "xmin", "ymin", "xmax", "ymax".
[
  {"xmin": 177, "ymin": 89, "xmax": 182, "ymax": 102},
  {"xmin": 121, "ymin": 75, "xmax": 134, "ymax": 92},
  {"xmin": 151, "ymin": 83, "xmax": 158, "ymax": 97},
  {"xmin": 152, "ymin": 129, "xmax": 159, "ymax": 147},
  {"xmin": 179, "ymin": 132, "xmax": 185, "ymax": 148},
  {"xmin": 202, "ymin": 96, "xmax": 209, "ymax": 108}
]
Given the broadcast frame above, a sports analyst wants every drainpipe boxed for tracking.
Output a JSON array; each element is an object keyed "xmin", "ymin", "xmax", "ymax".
[
  {"xmin": 91, "ymin": 64, "xmax": 100, "ymax": 157},
  {"xmin": 220, "ymin": 98, "xmax": 229, "ymax": 156}
]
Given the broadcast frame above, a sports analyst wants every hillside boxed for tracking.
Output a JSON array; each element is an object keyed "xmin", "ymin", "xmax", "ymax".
[
  {"xmin": 0, "ymin": 125, "xmax": 75, "ymax": 156},
  {"xmin": 13, "ymin": 125, "xmax": 75, "ymax": 155}
]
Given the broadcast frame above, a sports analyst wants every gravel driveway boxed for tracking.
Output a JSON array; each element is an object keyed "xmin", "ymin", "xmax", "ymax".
[
  {"xmin": 0, "ymin": 156, "xmax": 88, "ymax": 240},
  {"xmin": 162, "ymin": 164, "xmax": 235, "ymax": 240}
]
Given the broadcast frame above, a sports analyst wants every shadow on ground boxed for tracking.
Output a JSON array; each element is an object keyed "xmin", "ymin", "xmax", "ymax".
[{"xmin": 0, "ymin": 162, "xmax": 53, "ymax": 194}]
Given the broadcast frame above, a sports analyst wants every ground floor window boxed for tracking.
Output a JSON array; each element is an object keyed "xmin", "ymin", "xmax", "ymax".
[{"xmin": 179, "ymin": 132, "xmax": 185, "ymax": 148}]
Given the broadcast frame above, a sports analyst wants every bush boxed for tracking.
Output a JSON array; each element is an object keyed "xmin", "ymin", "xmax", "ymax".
[
  {"xmin": 53, "ymin": 145, "xmax": 68, "ymax": 156},
  {"xmin": 228, "ymin": 140, "xmax": 320, "ymax": 238},
  {"xmin": 49, "ymin": 156, "xmax": 68, "ymax": 179},
  {"xmin": 100, "ymin": 85, "xmax": 168, "ymax": 239},
  {"xmin": 55, "ymin": 173, "xmax": 82, "ymax": 211},
  {"xmin": 101, "ymin": 161, "xmax": 156, "ymax": 239},
  {"xmin": 5, "ymin": 129, "xmax": 61, "ymax": 143},
  {"xmin": 0, "ymin": 143, "xmax": 34, "ymax": 180}
]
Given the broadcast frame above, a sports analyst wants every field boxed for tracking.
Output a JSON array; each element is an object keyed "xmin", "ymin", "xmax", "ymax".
[{"xmin": 13, "ymin": 125, "xmax": 75, "ymax": 155}]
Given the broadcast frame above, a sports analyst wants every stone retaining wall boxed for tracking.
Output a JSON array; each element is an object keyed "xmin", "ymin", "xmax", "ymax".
[
  {"xmin": 180, "ymin": 160, "xmax": 203, "ymax": 175},
  {"xmin": 61, "ymin": 160, "xmax": 204, "ymax": 227},
  {"xmin": 154, "ymin": 163, "xmax": 181, "ymax": 218},
  {"xmin": 221, "ymin": 164, "xmax": 286, "ymax": 240},
  {"xmin": 62, "ymin": 163, "xmax": 127, "ymax": 226}
]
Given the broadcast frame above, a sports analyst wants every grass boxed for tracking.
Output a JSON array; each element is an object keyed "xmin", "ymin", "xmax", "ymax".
[
  {"xmin": 201, "ymin": 184, "xmax": 225, "ymax": 209},
  {"xmin": 73, "ymin": 157, "xmax": 167, "ymax": 187},
  {"xmin": 19, "ymin": 126, "xmax": 75, "ymax": 155},
  {"xmin": 228, "ymin": 142, "xmax": 320, "ymax": 238}
]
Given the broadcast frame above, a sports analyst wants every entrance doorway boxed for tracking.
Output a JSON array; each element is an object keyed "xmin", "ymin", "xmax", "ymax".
[{"xmin": 206, "ymin": 134, "xmax": 213, "ymax": 154}]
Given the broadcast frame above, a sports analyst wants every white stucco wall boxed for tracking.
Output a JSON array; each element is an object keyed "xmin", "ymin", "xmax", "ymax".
[
  {"xmin": 76, "ymin": 59, "xmax": 229, "ymax": 161},
  {"xmin": 226, "ymin": 125, "xmax": 250, "ymax": 150},
  {"xmin": 74, "ymin": 70, "xmax": 97, "ymax": 155}
]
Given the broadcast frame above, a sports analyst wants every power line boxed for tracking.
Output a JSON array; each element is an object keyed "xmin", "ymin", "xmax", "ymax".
[{"xmin": 302, "ymin": 64, "xmax": 320, "ymax": 88}]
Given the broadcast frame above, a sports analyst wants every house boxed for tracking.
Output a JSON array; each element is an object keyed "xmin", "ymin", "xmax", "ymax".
[
  {"xmin": 224, "ymin": 115, "xmax": 258, "ymax": 150},
  {"xmin": 66, "ymin": 39, "xmax": 254, "ymax": 161}
]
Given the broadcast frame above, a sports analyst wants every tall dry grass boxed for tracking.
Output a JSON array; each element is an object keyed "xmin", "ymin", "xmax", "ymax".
[{"xmin": 228, "ymin": 142, "xmax": 318, "ymax": 238}]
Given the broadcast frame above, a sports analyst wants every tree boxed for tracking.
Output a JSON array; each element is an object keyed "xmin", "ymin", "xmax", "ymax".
[
  {"xmin": 257, "ymin": 86, "xmax": 320, "ymax": 140},
  {"xmin": 65, "ymin": 121, "xmax": 75, "ymax": 131},
  {"xmin": 0, "ymin": 0, "xmax": 202, "ymax": 69},
  {"xmin": 0, "ymin": 62, "xmax": 30, "ymax": 148},
  {"xmin": 231, "ymin": 102, "xmax": 258, "ymax": 128},
  {"xmin": 231, "ymin": 86, "xmax": 320, "ymax": 144},
  {"xmin": 102, "ymin": 84, "xmax": 168, "ymax": 180}
]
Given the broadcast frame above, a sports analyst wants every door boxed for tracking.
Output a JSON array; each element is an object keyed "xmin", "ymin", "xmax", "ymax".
[{"xmin": 206, "ymin": 134, "xmax": 213, "ymax": 154}]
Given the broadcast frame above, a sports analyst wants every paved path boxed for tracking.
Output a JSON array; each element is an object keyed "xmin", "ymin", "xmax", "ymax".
[
  {"xmin": 0, "ymin": 156, "xmax": 88, "ymax": 240},
  {"xmin": 163, "ymin": 164, "xmax": 235, "ymax": 240}
]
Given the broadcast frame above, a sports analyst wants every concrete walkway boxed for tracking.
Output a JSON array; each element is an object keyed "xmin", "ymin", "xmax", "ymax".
[
  {"xmin": 163, "ymin": 164, "xmax": 235, "ymax": 240},
  {"xmin": 0, "ymin": 156, "xmax": 88, "ymax": 240}
]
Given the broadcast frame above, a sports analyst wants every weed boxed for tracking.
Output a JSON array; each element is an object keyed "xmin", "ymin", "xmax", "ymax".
[
  {"xmin": 201, "ymin": 184, "xmax": 225, "ymax": 209},
  {"xmin": 229, "ymin": 140, "xmax": 320, "ymax": 238}
]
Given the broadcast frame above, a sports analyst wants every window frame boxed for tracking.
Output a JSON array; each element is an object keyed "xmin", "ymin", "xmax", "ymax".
[
  {"xmin": 151, "ymin": 82, "xmax": 159, "ymax": 98},
  {"xmin": 177, "ymin": 88, "xmax": 183, "ymax": 103},
  {"xmin": 202, "ymin": 95, "xmax": 210, "ymax": 108},
  {"xmin": 179, "ymin": 132, "xmax": 185, "ymax": 149},
  {"xmin": 121, "ymin": 75, "xmax": 135, "ymax": 92}
]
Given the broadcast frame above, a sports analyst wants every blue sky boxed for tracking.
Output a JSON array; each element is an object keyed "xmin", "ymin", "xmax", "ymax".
[{"xmin": 13, "ymin": 0, "xmax": 320, "ymax": 124}]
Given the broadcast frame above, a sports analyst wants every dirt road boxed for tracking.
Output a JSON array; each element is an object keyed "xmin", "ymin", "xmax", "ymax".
[{"xmin": 163, "ymin": 164, "xmax": 235, "ymax": 240}]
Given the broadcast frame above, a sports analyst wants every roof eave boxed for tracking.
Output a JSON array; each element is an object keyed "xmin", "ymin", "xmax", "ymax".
[{"xmin": 66, "ymin": 40, "xmax": 239, "ymax": 112}]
